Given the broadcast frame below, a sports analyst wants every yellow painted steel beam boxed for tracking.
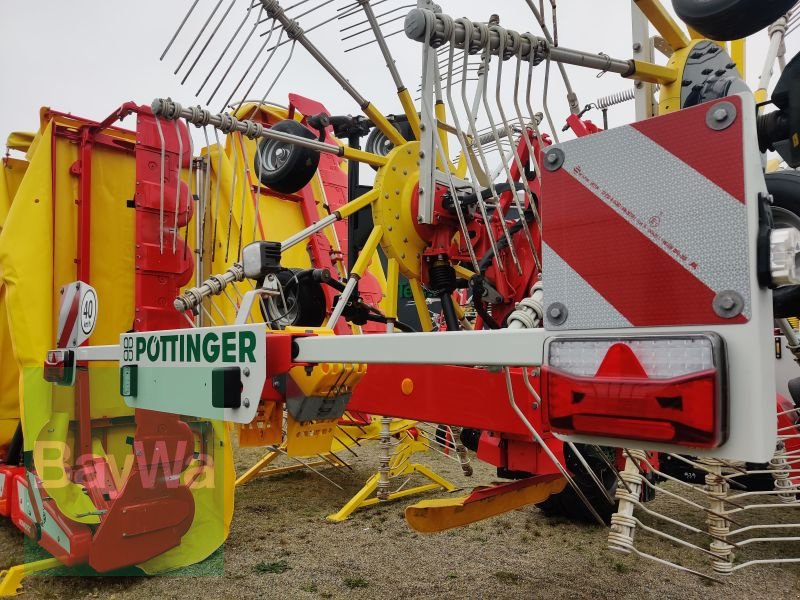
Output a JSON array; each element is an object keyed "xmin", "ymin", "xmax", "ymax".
[
  {"xmin": 337, "ymin": 188, "xmax": 379, "ymax": 219},
  {"xmin": 405, "ymin": 476, "xmax": 567, "ymax": 533},
  {"xmin": 341, "ymin": 145, "xmax": 388, "ymax": 168},
  {"xmin": 453, "ymin": 264, "xmax": 475, "ymax": 280},
  {"xmin": 398, "ymin": 88, "xmax": 421, "ymax": 140},
  {"xmin": 409, "ymin": 278, "xmax": 434, "ymax": 332},
  {"xmin": 363, "ymin": 103, "xmax": 406, "ymax": 147},
  {"xmin": 384, "ymin": 257, "xmax": 400, "ymax": 320},
  {"xmin": 730, "ymin": 39, "xmax": 746, "ymax": 78},
  {"xmin": 627, "ymin": 60, "xmax": 679, "ymax": 84},
  {"xmin": 633, "ymin": 0, "xmax": 690, "ymax": 51},
  {"xmin": 351, "ymin": 226, "xmax": 384, "ymax": 278},
  {"xmin": 0, "ymin": 558, "xmax": 62, "ymax": 597}
]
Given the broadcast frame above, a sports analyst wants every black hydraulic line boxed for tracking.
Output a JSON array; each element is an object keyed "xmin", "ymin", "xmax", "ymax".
[
  {"xmin": 459, "ymin": 181, "xmax": 527, "ymax": 206},
  {"xmin": 477, "ymin": 215, "xmax": 532, "ymax": 273},
  {"xmin": 439, "ymin": 292, "xmax": 460, "ymax": 331}
]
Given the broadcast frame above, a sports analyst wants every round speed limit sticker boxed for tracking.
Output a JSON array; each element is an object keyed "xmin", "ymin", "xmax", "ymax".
[{"xmin": 79, "ymin": 287, "xmax": 98, "ymax": 336}]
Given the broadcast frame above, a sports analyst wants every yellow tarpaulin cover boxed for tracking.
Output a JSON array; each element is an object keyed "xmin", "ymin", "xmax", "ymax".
[
  {"xmin": 0, "ymin": 156, "xmax": 26, "ymax": 454},
  {"xmin": 0, "ymin": 114, "xmax": 233, "ymax": 573}
]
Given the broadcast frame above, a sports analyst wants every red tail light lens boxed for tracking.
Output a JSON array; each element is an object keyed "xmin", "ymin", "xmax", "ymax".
[
  {"xmin": 44, "ymin": 349, "xmax": 75, "ymax": 386},
  {"xmin": 543, "ymin": 334, "xmax": 727, "ymax": 448}
]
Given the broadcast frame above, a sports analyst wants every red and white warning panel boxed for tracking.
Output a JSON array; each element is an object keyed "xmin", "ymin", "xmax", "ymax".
[{"xmin": 541, "ymin": 93, "xmax": 776, "ymax": 462}]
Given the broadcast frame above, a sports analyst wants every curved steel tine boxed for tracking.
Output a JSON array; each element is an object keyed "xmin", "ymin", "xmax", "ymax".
[
  {"xmin": 339, "ymin": 3, "xmax": 411, "ymax": 34},
  {"xmin": 566, "ymin": 442, "xmax": 615, "ymax": 505},
  {"xmin": 154, "ymin": 114, "xmax": 167, "ymax": 254},
  {"xmin": 254, "ymin": 39, "xmax": 297, "ymax": 109},
  {"xmin": 224, "ymin": 126, "xmax": 239, "ymax": 263},
  {"xmin": 525, "ymin": 0, "xmax": 579, "ymax": 114},
  {"xmin": 197, "ymin": 3, "xmax": 260, "ymax": 95},
  {"xmin": 181, "ymin": 0, "xmax": 237, "ymax": 85},
  {"xmin": 161, "ymin": 0, "xmax": 201, "ymax": 61},
  {"xmin": 235, "ymin": 132, "xmax": 250, "ymax": 261},
  {"xmin": 175, "ymin": 0, "xmax": 225, "ymax": 75},
  {"xmin": 421, "ymin": 39, "xmax": 479, "ymax": 272},
  {"xmin": 450, "ymin": 40, "xmax": 503, "ymax": 272},
  {"xmin": 541, "ymin": 55, "xmax": 559, "ymax": 143},
  {"xmin": 200, "ymin": 125, "xmax": 214, "ymax": 271},
  {"xmin": 477, "ymin": 31, "xmax": 524, "ymax": 274},
  {"xmin": 290, "ymin": 0, "xmax": 337, "ymax": 22},
  {"xmin": 524, "ymin": 59, "xmax": 546, "ymax": 162},
  {"xmin": 341, "ymin": 12, "xmax": 407, "ymax": 42},
  {"xmin": 183, "ymin": 118, "xmax": 195, "ymax": 261},
  {"xmin": 211, "ymin": 127, "xmax": 224, "ymax": 263},
  {"xmin": 512, "ymin": 48, "xmax": 543, "ymax": 237},
  {"xmin": 207, "ymin": 9, "xmax": 268, "ymax": 103},
  {"xmin": 173, "ymin": 120, "xmax": 185, "ymax": 253},
  {"xmin": 218, "ymin": 18, "xmax": 277, "ymax": 110},
  {"xmin": 345, "ymin": 27, "xmax": 403, "ymax": 52},
  {"xmin": 591, "ymin": 444, "xmax": 633, "ymax": 494},
  {"xmin": 504, "ymin": 367, "xmax": 607, "ymax": 527},
  {"xmin": 459, "ymin": 43, "xmax": 512, "ymax": 273},
  {"xmin": 229, "ymin": 27, "xmax": 285, "ymax": 113},
  {"xmin": 252, "ymin": 123, "xmax": 264, "ymax": 245},
  {"xmin": 493, "ymin": 38, "xmax": 540, "ymax": 271},
  {"xmin": 337, "ymin": 0, "xmax": 391, "ymax": 18}
]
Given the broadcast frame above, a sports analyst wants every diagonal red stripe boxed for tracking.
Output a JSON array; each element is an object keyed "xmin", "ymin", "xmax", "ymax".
[
  {"xmin": 631, "ymin": 97, "xmax": 745, "ymax": 202},
  {"xmin": 544, "ymin": 170, "xmax": 746, "ymax": 327}
]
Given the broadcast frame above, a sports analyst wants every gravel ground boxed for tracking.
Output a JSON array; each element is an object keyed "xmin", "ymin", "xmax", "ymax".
[{"xmin": 1, "ymin": 442, "xmax": 799, "ymax": 599}]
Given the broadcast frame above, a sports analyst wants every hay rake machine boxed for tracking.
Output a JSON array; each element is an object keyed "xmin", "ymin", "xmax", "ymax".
[{"xmin": 3, "ymin": 0, "xmax": 800, "ymax": 592}]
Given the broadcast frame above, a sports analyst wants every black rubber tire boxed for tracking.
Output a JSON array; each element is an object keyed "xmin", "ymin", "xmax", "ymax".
[
  {"xmin": 536, "ymin": 444, "xmax": 618, "ymax": 524},
  {"xmin": 259, "ymin": 268, "xmax": 327, "ymax": 328},
  {"xmin": 672, "ymin": 0, "xmax": 796, "ymax": 41},
  {"xmin": 254, "ymin": 120, "xmax": 321, "ymax": 194},
  {"xmin": 364, "ymin": 120, "xmax": 415, "ymax": 170},
  {"xmin": 766, "ymin": 171, "xmax": 800, "ymax": 318}
]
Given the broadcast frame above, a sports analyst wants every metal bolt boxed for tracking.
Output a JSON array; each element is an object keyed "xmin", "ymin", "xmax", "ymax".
[
  {"xmin": 243, "ymin": 398, "xmax": 250, "ymax": 408},
  {"xmin": 546, "ymin": 153, "xmax": 558, "ymax": 164},
  {"xmin": 549, "ymin": 306, "xmax": 562, "ymax": 319},
  {"xmin": 713, "ymin": 108, "xmax": 728, "ymax": 122},
  {"xmin": 243, "ymin": 367, "xmax": 250, "ymax": 377},
  {"xmin": 632, "ymin": 42, "xmax": 642, "ymax": 52},
  {"xmin": 719, "ymin": 296, "xmax": 735, "ymax": 311}
]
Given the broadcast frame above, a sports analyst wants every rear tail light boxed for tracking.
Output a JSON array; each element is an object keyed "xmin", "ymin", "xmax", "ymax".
[
  {"xmin": 44, "ymin": 349, "xmax": 75, "ymax": 386},
  {"xmin": 543, "ymin": 334, "xmax": 727, "ymax": 448}
]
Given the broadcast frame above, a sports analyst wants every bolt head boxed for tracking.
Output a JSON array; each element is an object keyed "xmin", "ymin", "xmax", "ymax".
[
  {"xmin": 720, "ymin": 296, "xmax": 735, "ymax": 310},
  {"xmin": 549, "ymin": 306, "xmax": 562, "ymax": 319},
  {"xmin": 546, "ymin": 153, "xmax": 558, "ymax": 164},
  {"xmin": 713, "ymin": 108, "xmax": 728, "ymax": 122}
]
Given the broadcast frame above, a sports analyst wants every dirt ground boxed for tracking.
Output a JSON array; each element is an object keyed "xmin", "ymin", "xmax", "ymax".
[{"xmin": 1, "ymin": 441, "xmax": 799, "ymax": 599}]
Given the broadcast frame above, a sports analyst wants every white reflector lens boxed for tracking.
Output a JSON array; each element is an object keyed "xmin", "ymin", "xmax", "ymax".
[
  {"xmin": 548, "ymin": 337, "xmax": 714, "ymax": 378},
  {"xmin": 770, "ymin": 226, "xmax": 800, "ymax": 286}
]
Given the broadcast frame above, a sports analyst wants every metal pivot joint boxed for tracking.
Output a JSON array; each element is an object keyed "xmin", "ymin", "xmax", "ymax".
[{"xmin": 405, "ymin": 8, "xmax": 636, "ymax": 77}]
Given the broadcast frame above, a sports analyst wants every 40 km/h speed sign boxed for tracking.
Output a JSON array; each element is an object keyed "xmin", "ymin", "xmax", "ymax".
[{"xmin": 56, "ymin": 281, "xmax": 99, "ymax": 348}]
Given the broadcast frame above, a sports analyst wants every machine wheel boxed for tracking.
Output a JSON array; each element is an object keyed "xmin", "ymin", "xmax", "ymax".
[
  {"xmin": 364, "ymin": 120, "xmax": 415, "ymax": 169},
  {"xmin": 672, "ymin": 0, "xmax": 796, "ymax": 41},
  {"xmin": 260, "ymin": 268, "xmax": 327, "ymax": 328},
  {"xmin": 767, "ymin": 171, "xmax": 800, "ymax": 318},
  {"xmin": 536, "ymin": 444, "xmax": 619, "ymax": 524},
  {"xmin": 254, "ymin": 119, "xmax": 321, "ymax": 194}
]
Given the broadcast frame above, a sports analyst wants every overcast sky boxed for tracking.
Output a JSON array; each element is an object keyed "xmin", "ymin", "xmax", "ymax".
[{"xmin": 0, "ymin": 1, "xmax": 797, "ymax": 153}]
